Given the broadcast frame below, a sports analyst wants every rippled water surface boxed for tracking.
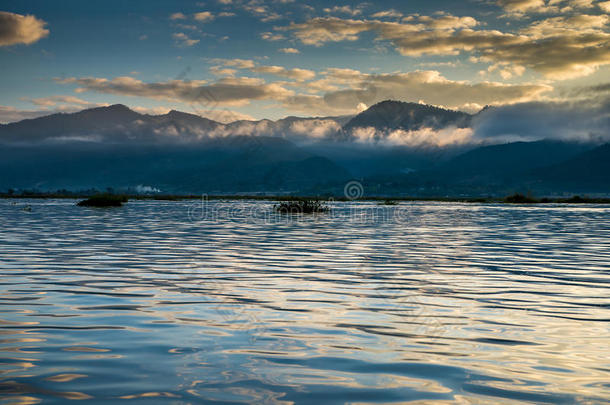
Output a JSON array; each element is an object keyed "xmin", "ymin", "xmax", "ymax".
[{"xmin": 1, "ymin": 199, "xmax": 610, "ymax": 404}]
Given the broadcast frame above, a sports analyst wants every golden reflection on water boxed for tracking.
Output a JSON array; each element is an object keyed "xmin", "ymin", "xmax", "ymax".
[
  {"xmin": 0, "ymin": 200, "xmax": 609, "ymax": 403},
  {"xmin": 43, "ymin": 374, "xmax": 87, "ymax": 383}
]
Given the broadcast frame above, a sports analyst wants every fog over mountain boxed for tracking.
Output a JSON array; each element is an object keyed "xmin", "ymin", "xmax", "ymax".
[
  {"xmin": 472, "ymin": 99, "xmax": 610, "ymax": 144},
  {"xmin": 0, "ymin": 100, "xmax": 608, "ymax": 196},
  {"xmin": 2, "ymin": 98, "xmax": 607, "ymax": 147}
]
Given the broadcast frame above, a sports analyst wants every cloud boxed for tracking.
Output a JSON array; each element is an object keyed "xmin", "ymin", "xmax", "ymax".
[
  {"xmin": 600, "ymin": 1, "xmax": 610, "ymax": 12},
  {"xmin": 350, "ymin": 125, "xmax": 474, "ymax": 146},
  {"xmin": 418, "ymin": 60, "xmax": 459, "ymax": 68},
  {"xmin": 209, "ymin": 66, "xmax": 238, "ymax": 76},
  {"xmin": 578, "ymin": 81, "xmax": 610, "ymax": 96},
  {"xmin": 473, "ymin": 97, "xmax": 610, "ymax": 142},
  {"xmin": 279, "ymin": 47, "xmax": 300, "ymax": 53},
  {"xmin": 480, "ymin": 32, "xmax": 610, "ymax": 79},
  {"xmin": 261, "ymin": 31, "xmax": 286, "ymax": 41},
  {"xmin": 286, "ymin": 69, "xmax": 552, "ymax": 115},
  {"xmin": 55, "ymin": 63, "xmax": 553, "ymax": 119},
  {"xmin": 210, "ymin": 58, "xmax": 256, "ymax": 69},
  {"xmin": 496, "ymin": 0, "xmax": 549, "ymax": 13},
  {"xmin": 194, "ymin": 11, "xmax": 214, "ymax": 22},
  {"xmin": 172, "ymin": 32, "xmax": 199, "ymax": 46},
  {"xmin": 169, "ymin": 12, "xmax": 187, "ymax": 20},
  {"xmin": 0, "ymin": 11, "xmax": 49, "ymax": 46},
  {"xmin": 418, "ymin": 15, "xmax": 479, "ymax": 30},
  {"xmin": 175, "ymin": 23, "xmax": 198, "ymax": 30},
  {"xmin": 251, "ymin": 65, "xmax": 315, "ymax": 80},
  {"xmin": 484, "ymin": 62, "xmax": 527, "ymax": 79},
  {"xmin": 371, "ymin": 10, "xmax": 403, "ymax": 19},
  {"xmin": 0, "ymin": 106, "xmax": 48, "ymax": 123},
  {"xmin": 522, "ymin": 14, "xmax": 609, "ymax": 37},
  {"xmin": 278, "ymin": 14, "xmax": 610, "ymax": 79},
  {"xmin": 343, "ymin": 90, "xmax": 610, "ymax": 146},
  {"xmin": 24, "ymin": 95, "xmax": 102, "ymax": 108},
  {"xmin": 281, "ymin": 17, "xmax": 370, "ymax": 45},
  {"xmin": 288, "ymin": 119, "xmax": 342, "ymax": 138},
  {"xmin": 496, "ymin": 0, "xmax": 598, "ymax": 15},
  {"xmin": 0, "ymin": 96, "xmax": 110, "ymax": 124},
  {"xmin": 280, "ymin": 15, "xmax": 481, "ymax": 47},
  {"xmin": 203, "ymin": 115, "xmax": 344, "ymax": 142},
  {"xmin": 131, "ymin": 106, "xmax": 173, "ymax": 115},
  {"xmin": 239, "ymin": 2, "xmax": 282, "ymax": 22},
  {"xmin": 211, "ymin": 58, "xmax": 315, "ymax": 80},
  {"xmin": 57, "ymin": 75, "xmax": 294, "ymax": 107},
  {"xmin": 323, "ymin": 6, "xmax": 363, "ymax": 16}
]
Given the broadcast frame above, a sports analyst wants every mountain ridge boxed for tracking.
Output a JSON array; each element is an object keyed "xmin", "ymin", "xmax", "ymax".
[
  {"xmin": 0, "ymin": 102, "xmax": 607, "ymax": 196},
  {"xmin": 339, "ymin": 100, "xmax": 473, "ymax": 141},
  {"xmin": 0, "ymin": 101, "xmax": 477, "ymax": 145}
]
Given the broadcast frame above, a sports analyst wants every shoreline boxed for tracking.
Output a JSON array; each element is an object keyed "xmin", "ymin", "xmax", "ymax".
[{"xmin": 2, "ymin": 193, "xmax": 610, "ymax": 204}]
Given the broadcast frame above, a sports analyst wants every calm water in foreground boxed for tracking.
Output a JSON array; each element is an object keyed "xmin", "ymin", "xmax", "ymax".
[{"xmin": 1, "ymin": 199, "xmax": 609, "ymax": 404}]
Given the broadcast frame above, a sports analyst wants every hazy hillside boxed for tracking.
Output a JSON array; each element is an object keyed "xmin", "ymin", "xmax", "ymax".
[
  {"xmin": 0, "ymin": 103, "xmax": 608, "ymax": 196},
  {"xmin": 434, "ymin": 140, "xmax": 592, "ymax": 182},
  {"xmin": 533, "ymin": 143, "xmax": 610, "ymax": 192},
  {"xmin": 0, "ymin": 135, "xmax": 351, "ymax": 193},
  {"xmin": 0, "ymin": 104, "xmax": 352, "ymax": 145},
  {"xmin": 0, "ymin": 104, "xmax": 222, "ymax": 144}
]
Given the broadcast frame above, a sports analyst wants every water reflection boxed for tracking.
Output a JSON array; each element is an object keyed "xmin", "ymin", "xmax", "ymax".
[{"xmin": 1, "ymin": 199, "xmax": 609, "ymax": 403}]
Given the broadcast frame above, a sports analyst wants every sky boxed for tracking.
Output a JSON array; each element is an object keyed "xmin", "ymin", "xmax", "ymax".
[{"xmin": 0, "ymin": 0, "xmax": 609, "ymax": 124}]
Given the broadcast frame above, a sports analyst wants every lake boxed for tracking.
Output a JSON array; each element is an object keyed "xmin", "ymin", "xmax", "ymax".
[{"xmin": 1, "ymin": 199, "xmax": 609, "ymax": 404}]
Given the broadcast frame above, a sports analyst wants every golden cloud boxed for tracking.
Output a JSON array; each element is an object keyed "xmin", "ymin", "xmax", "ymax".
[
  {"xmin": 0, "ymin": 11, "xmax": 49, "ymax": 46},
  {"xmin": 278, "ymin": 13, "xmax": 610, "ymax": 79}
]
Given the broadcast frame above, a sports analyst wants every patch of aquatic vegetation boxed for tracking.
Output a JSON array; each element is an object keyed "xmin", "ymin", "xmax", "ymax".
[
  {"xmin": 274, "ymin": 198, "xmax": 329, "ymax": 214},
  {"xmin": 77, "ymin": 194, "xmax": 128, "ymax": 207},
  {"xmin": 504, "ymin": 193, "xmax": 539, "ymax": 204}
]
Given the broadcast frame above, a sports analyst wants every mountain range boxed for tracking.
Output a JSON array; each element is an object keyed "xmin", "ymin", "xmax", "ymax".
[{"xmin": 0, "ymin": 101, "xmax": 607, "ymax": 196}]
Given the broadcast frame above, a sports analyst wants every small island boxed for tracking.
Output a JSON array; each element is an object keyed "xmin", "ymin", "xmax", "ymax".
[
  {"xmin": 274, "ymin": 199, "xmax": 329, "ymax": 214},
  {"xmin": 77, "ymin": 194, "xmax": 128, "ymax": 207}
]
